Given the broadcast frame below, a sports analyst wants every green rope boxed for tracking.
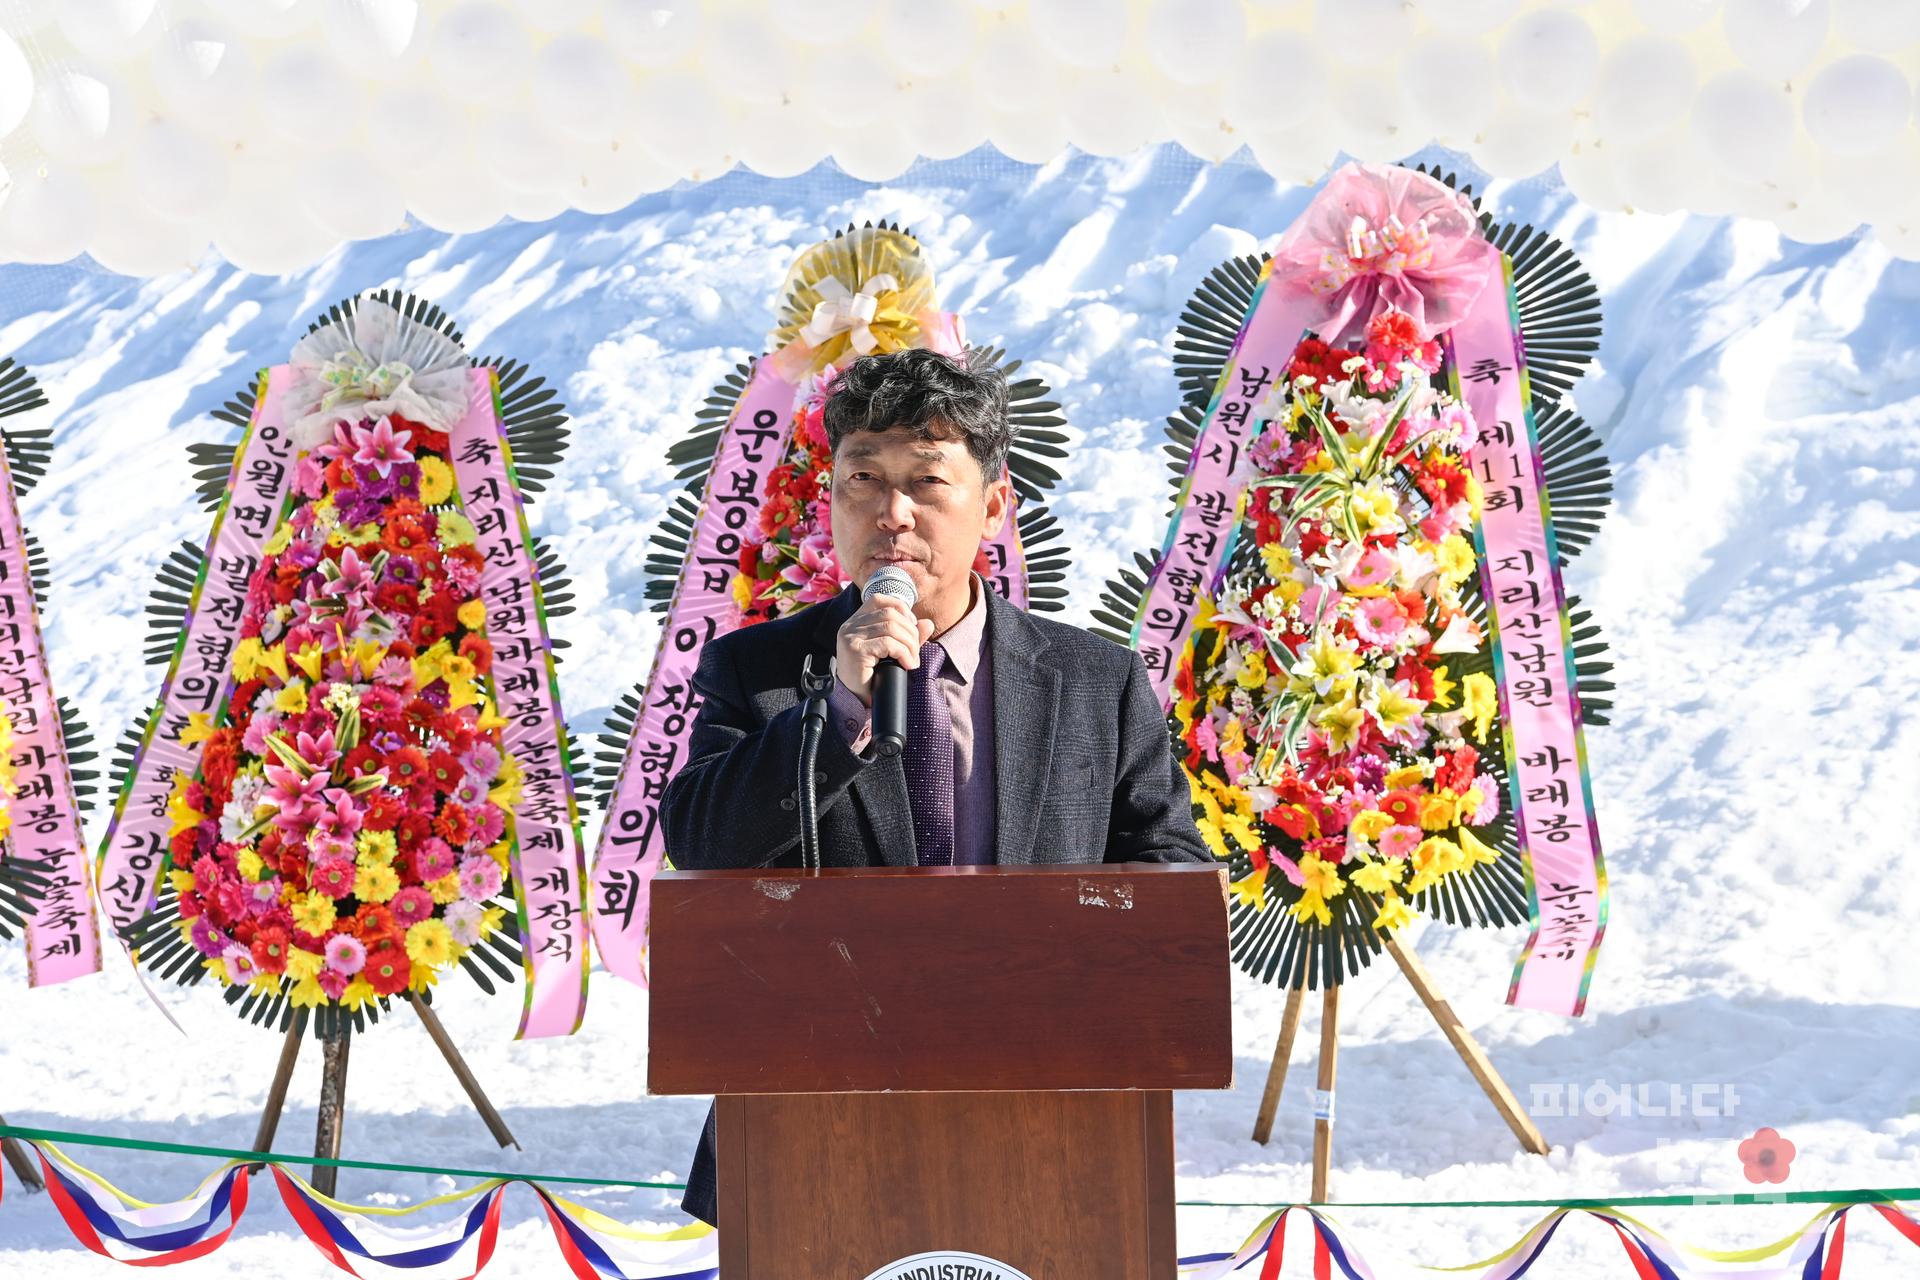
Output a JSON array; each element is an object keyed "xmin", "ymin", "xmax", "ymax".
[{"xmin": 6, "ymin": 1124, "xmax": 1914, "ymax": 1212}]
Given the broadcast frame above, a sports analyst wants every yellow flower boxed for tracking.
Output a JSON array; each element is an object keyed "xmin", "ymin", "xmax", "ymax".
[
  {"xmin": 1290, "ymin": 631, "xmax": 1361, "ymax": 699},
  {"xmin": 405, "ymin": 919, "xmax": 455, "ymax": 969},
  {"xmin": 1383, "ymin": 765, "xmax": 1425, "ymax": 791},
  {"xmin": 1458, "ymin": 826, "xmax": 1501, "ymax": 866},
  {"xmin": 168, "ymin": 868, "xmax": 196, "ymax": 896},
  {"xmin": 1349, "ymin": 483, "xmax": 1400, "ymax": 534},
  {"xmin": 1370, "ymin": 681, "xmax": 1426, "ymax": 735},
  {"xmin": 441, "ymin": 652, "xmax": 477, "ymax": 683},
  {"xmin": 274, "ymin": 681, "xmax": 308, "ymax": 715},
  {"xmin": 476, "ymin": 698, "xmax": 508, "ymax": 732},
  {"xmin": 1420, "ymin": 792, "xmax": 1460, "ymax": 831},
  {"xmin": 340, "ymin": 523, "xmax": 383, "ymax": 547},
  {"xmin": 1218, "ymin": 716, "xmax": 1246, "ymax": 761},
  {"xmin": 1315, "ymin": 695, "xmax": 1367, "ymax": 752},
  {"xmin": 407, "ymin": 960, "xmax": 442, "ymax": 994},
  {"xmin": 180, "ymin": 711, "xmax": 217, "ymax": 747},
  {"xmin": 165, "ymin": 777, "xmax": 205, "ymax": 839},
  {"xmin": 457, "ymin": 598, "xmax": 487, "ymax": 631},
  {"xmin": 428, "ymin": 873, "xmax": 462, "ymax": 905},
  {"xmin": 354, "ymin": 862, "xmax": 400, "ymax": 904},
  {"xmin": 1195, "ymin": 816, "xmax": 1231, "ymax": 861},
  {"xmin": 729, "ymin": 572, "xmax": 755, "ymax": 613},
  {"xmin": 1350, "ymin": 810, "xmax": 1393, "ymax": 842},
  {"xmin": 349, "ymin": 638, "xmax": 387, "ymax": 680},
  {"xmin": 288, "ymin": 975, "xmax": 328, "ymax": 1008},
  {"xmin": 1298, "ymin": 852, "xmax": 1344, "ymax": 900},
  {"xmin": 1289, "ymin": 889, "xmax": 1333, "ymax": 927},
  {"xmin": 1453, "ymin": 786, "xmax": 1485, "ymax": 824},
  {"xmin": 1408, "ymin": 836, "xmax": 1466, "ymax": 893},
  {"xmin": 356, "ymin": 829, "xmax": 398, "ymax": 865},
  {"xmin": 291, "ymin": 891, "xmax": 337, "ymax": 937},
  {"xmin": 1430, "ymin": 664, "xmax": 1458, "ymax": 710},
  {"xmin": 256, "ymin": 642, "xmax": 290, "ymax": 684},
  {"xmin": 479, "ymin": 905, "xmax": 507, "ymax": 940},
  {"xmin": 412, "ymin": 639, "xmax": 452, "ymax": 689},
  {"xmin": 236, "ymin": 848, "xmax": 265, "ymax": 881},
  {"xmin": 1373, "ymin": 892, "xmax": 1415, "ymax": 932},
  {"xmin": 1462, "ymin": 672, "xmax": 1499, "ymax": 743},
  {"xmin": 485, "ymin": 841, "xmax": 511, "ymax": 871},
  {"xmin": 1301, "ymin": 452, "xmax": 1336, "ymax": 475},
  {"xmin": 340, "ymin": 976, "xmax": 377, "ymax": 1011},
  {"xmin": 418, "ymin": 455, "xmax": 455, "ymax": 505},
  {"xmin": 437, "ymin": 511, "xmax": 478, "ymax": 547},
  {"xmin": 232, "ymin": 637, "xmax": 265, "ymax": 682},
  {"xmin": 1435, "ymin": 534, "xmax": 1477, "ymax": 584},
  {"xmin": 285, "ymin": 946, "xmax": 324, "ymax": 983},
  {"xmin": 291, "ymin": 642, "xmax": 326, "ymax": 682},
  {"xmin": 1235, "ymin": 649, "xmax": 1268, "ymax": 690},
  {"xmin": 1276, "ymin": 577, "xmax": 1306, "ymax": 608},
  {"xmin": 1350, "ymin": 858, "xmax": 1406, "ymax": 894},
  {"xmin": 1229, "ymin": 869, "xmax": 1268, "ymax": 911},
  {"xmin": 1220, "ymin": 812, "xmax": 1262, "ymax": 856},
  {"xmin": 263, "ymin": 524, "xmax": 294, "ymax": 556},
  {"xmin": 1259, "ymin": 542, "xmax": 1295, "ymax": 580}
]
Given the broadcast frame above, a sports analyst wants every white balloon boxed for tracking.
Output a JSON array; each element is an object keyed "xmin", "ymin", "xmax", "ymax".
[
  {"xmin": 1399, "ymin": 33, "xmax": 1498, "ymax": 142},
  {"xmin": 503, "ymin": 185, "xmax": 571, "ymax": 225},
  {"xmin": 152, "ymin": 19, "xmax": 255, "ymax": 137},
  {"xmin": 1557, "ymin": 141, "xmax": 1627, "ymax": 213},
  {"xmin": 1473, "ymin": 99, "xmax": 1574, "ymax": 178},
  {"xmin": 570, "ymin": 137, "xmax": 676, "ymax": 215},
  {"xmin": 406, "ymin": 142, "xmax": 509, "ymax": 233},
  {"xmin": 1692, "ymin": 70, "xmax": 1796, "ymax": 180},
  {"xmin": 362, "ymin": 86, "xmax": 460, "ymax": 167},
  {"xmin": 899, "ymin": 76, "xmax": 989, "ymax": 159},
  {"xmin": 256, "ymin": 47, "xmax": 350, "ymax": 142},
  {"xmin": 2, "ymin": 2, "xmax": 60, "ymax": 33},
  {"xmin": 1631, "ymin": 0, "xmax": 1718, "ymax": 34},
  {"xmin": 881, "ymin": 0, "xmax": 976, "ymax": 79},
  {"xmin": 1614, "ymin": 128, "xmax": 1698, "ymax": 214},
  {"xmin": 1246, "ymin": 118, "xmax": 1340, "ymax": 187},
  {"xmin": 768, "ymin": 0, "xmax": 874, "ymax": 46},
  {"xmin": 831, "ymin": 123, "xmax": 919, "ymax": 182},
  {"xmin": 732, "ymin": 101, "xmax": 831, "ymax": 177},
  {"xmin": 1821, "ymin": 128, "xmax": 1920, "ymax": 226},
  {"xmin": 1328, "ymin": 63, "xmax": 1416, "ymax": 163},
  {"xmin": 970, "ymin": 19, "xmax": 1062, "ymax": 116},
  {"xmin": 29, "ymin": 65, "xmax": 135, "ymax": 167},
  {"xmin": 1774, "ymin": 189, "xmax": 1864, "ymax": 242},
  {"xmin": 1061, "ymin": 67, "xmax": 1161, "ymax": 156},
  {"xmin": 987, "ymin": 108, "xmax": 1070, "ymax": 164},
  {"xmin": 427, "ymin": 4, "xmax": 528, "ymax": 97},
  {"xmin": 125, "ymin": 120, "xmax": 230, "ymax": 221},
  {"xmin": 633, "ymin": 70, "xmax": 735, "ymax": 180},
  {"xmin": 1316, "ymin": 0, "xmax": 1415, "ymax": 66},
  {"xmin": 532, "ymin": 34, "xmax": 634, "ymax": 146},
  {"xmin": 1029, "ymin": 0, "xmax": 1129, "ymax": 72},
  {"xmin": 798, "ymin": 41, "xmax": 890, "ymax": 125},
  {"xmin": 1222, "ymin": 32, "xmax": 1323, "ymax": 134},
  {"xmin": 322, "ymin": 0, "xmax": 425, "ymax": 79},
  {"xmin": 1723, "ymin": 0, "xmax": 1829, "ymax": 80},
  {"xmin": 701, "ymin": 12, "xmax": 801, "ymax": 107},
  {"xmin": 1420, "ymin": 0, "xmax": 1520, "ymax": 35},
  {"xmin": 1873, "ymin": 217, "xmax": 1920, "ymax": 260},
  {"xmin": 1499, "ymin": 9, "xmax": 1599, "ymax": 112},
  {"xmin": 84, "ymin": 209, "xmax": 209, "ymax": 276},
  {"xmin": 481, "ymin": 105, "xmax": 577, "ymax": 192},
  {"xmin": 604, "ymin": 0, "xmax": 704, "ymax": 67},
  {"xmin": 214, "ymin": 160, "xmax": 340, "ymax": 273},
  {"xmin": 1804, "ymin": 55, "xmax": 1911, "ymax": 158},
  {"xmin": 56, "ymin": 0, "xmax": 157, "ymax": 64},
  {"xmin": 300, "ymin": 148, "xmax": 410, "ymax": 240},
  {"xmin": 1593, "ymin": 37, "xmax": 1695, "ymax": 146},
  {"xmin": 1834, "ymin": 0, "xmax": 1920, "ymax": 50},
  {"xmin": 509, "ymin": 0, "xmax": 594, "ymax": 34},
  {"xmin": 201, "ymin": 0, "xmax": 314, "ymax": 39},
  {"xmin": 0, "ymin": 167, "xmax": 96, "ymax": 263},
  {"xmin": 0, "ymin": 32, "xmax": 33, "ymax": 138},
  {"xmin": 1142, "ymin": 0, "xmax": 1243, "ymax": 86}
]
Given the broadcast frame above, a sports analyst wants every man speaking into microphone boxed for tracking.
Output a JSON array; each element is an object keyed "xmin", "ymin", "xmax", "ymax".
[{"xmin": 660, "ymin": 346, "xmax": 1211, "ymax": 1226}]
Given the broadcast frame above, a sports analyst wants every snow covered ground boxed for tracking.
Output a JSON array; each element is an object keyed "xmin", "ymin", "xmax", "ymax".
[{"xmin": 1, "ymin": 143, "xmax": 1917, "ymax": 1277}]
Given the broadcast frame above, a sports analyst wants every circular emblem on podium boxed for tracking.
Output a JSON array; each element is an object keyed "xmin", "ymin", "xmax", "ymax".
[{"xmin": 861, "ymin": 1251, "xmax": 1034, "ymax": 1280}]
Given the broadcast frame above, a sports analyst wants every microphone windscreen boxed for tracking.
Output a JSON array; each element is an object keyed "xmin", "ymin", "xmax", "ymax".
[{"xmin": 861, "ymin": 564, "xmax": 919, "ymax": 606}]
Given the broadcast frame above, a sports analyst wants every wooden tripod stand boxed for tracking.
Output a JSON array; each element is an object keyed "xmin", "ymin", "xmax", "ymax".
[
  {"xmin": 1251, "ymin": 934, "xmax": 1549, "ymax": 1201},
  {"xmin": 1, "ymin": 1115, "xmax": 43, "ymax": 1192},
  {"xmin": 252, "ymin": 995, "xmax": 519, "ymax": 1195}
]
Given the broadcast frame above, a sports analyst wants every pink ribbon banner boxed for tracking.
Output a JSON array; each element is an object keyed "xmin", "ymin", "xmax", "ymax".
[
  {"xmin": 1451, "ymin": 244, "xmax": 1608, "ymax": 1018},
  {"xmin": 590, "ymin": 355, "xmax": 802, "ymax": 987},
  {"xmin": 449, "ymin": 368, "xmax": 590, "ymax": 1039},
  {"xmin": 0, "ymin": 442, "xmax": 100, "ymax": 985},
  {"xmin": 95, "ymin": 369, "xmax": 296, "ymax": 951}
]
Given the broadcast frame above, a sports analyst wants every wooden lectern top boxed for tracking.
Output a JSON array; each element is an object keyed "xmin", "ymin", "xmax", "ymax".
[{"xmin": 649, "ymin": 863, "xmax": 1232, "ymax": 1096}]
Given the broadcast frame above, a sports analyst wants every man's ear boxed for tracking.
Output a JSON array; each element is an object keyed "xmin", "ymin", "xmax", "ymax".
[{"xmin": 981, "ymin": 467, "xmax": 1013, "ymax": 538}]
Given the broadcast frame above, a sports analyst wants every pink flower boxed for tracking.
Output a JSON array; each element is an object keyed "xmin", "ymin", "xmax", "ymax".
[
  {"xmin": 1378, "ymin": 824, "xmax": 1423, "ymax": 859},
  {"xmin": 1343, "ymin": 548, "xmax": 1397, "ymax": 592},
  {"xmin": 331, "ymin": 547, "xmax": 375, "ymax": 598},
  {"xmin": 192, "ymin": 855, "xmax": 222, "ymax": 897},
  {"xmin": 1353, "ymin": 597, "xmax": 1409, "ymax": 645},
  {"xmin": 293, "ymin": 455, "xmax": 328, "ymax": 500},
  {"xmin": 352, "ymin": 416, "xmax": 414, "ymax": 478},
  {"xmin": 296, "ymin": 728, "xmax": 339, "ymax": 769},
  {"xmin": 414, "ymin": 838, "xmax": 457, "ymax": 881},
  {"xmin": 389, "ymin": 886, "xmax": 434, "ymax": 926},
  {"xmin": 445, "ymin": 901, "xmax": 484, "ymax": 947},
  {"xmin": 308, "ymin": 790, "xmax": 363, "ymax": 846},
  {"xmin": 375, "ymin": 657, "xmax": 415, "ymax": 689},
  {"xmin": 463, "ymin": 743, "xmax": 501, "ymax": 780},
  {"xmin": 458, "ymin": 855, "xmax": 504, "ymax": 902},
  {"xmin": 470, "ymin": 803, "xmax": 505, "ymax": 848},
  {"xmin": 224, "ymin": 946, "xmax": 261, "ymax": 984},
  {"xmin": 324, "ymin": 933, "xmax": 367, "ymax": 975},
  {"xmin": 1469, "ymin": 774, "xmax": 1502, "ymax": 825},
  {"xmin": 317, "ymin": 969, "xmax": 351, "ymax": 1000},
  {"xmin": 781, "ymin": 532, "xmax": 844, "ymax": 604},
  {"xmin": 312, "ymin": 856, "xmax": 357, "ymax": 899},
  {"xmin": 264, "ymin": 764, "xmax": 330, "ymax": 828}
]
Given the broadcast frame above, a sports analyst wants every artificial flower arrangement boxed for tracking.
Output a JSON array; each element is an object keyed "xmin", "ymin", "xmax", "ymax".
[
  {"xmin": 1177, "ymin": 309, "xmax": 1507, "ymax": 937},
  {"xmin": 163, "ymin": 410, "xmax": 518, "ymax": 1010},
  {"xmin": 0, "ymin": 710, "xmax": 16, "ymax": 845}
]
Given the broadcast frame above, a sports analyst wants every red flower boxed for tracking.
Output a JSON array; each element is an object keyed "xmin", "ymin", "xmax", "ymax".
[
  {"xmin": 353, "ymin": 905, "xmax": 397, "ymax": 939},
  {"xmin": 426, "ymin": 750, "xmax": 463, "ymax": 795},
  {"xmin": 1738, "ymin": 1128, "xmax": 1795, "ymax": 1185},
  {"xmin": 250, "ymin": 926, "xmax": 292, "ymax": 975},
  {"xmin": 1379, "ymin": 790, "xmax": 1425, "ymax": 827},
  {"xmin": 434, "ymin": 804, "xmax": 473, "ymax": 846},
  {"xmin": 410, "ymin": 613, "xmax": 444, "ymax": 646},
  {"xmin": 392, "ymin": 415, "xmax": 448, "ymax": 457},
  {"xmin": 362, "ymin": 939, "xmax": 412, "ymax": 996},
  {"xmin": 1434, "ymin": 746, "xmax": 1480, "ymax": 793},
  {"xmin": 458, "ymin": 634, "xmax": 493, "ymax": 675},
  {"xmin": 386, "ymin": 747, "xmax": 430, "ymax": 790},
  {"xmin": 375, "ymin": 582, "xmax": 418, "ymax": 615},
  {"xmin": 396, "ymin": 811, "xmax": 434, "ymax": 849},
  {"xmin": 1269, "ymin": 803, "xmax": 1318, "ymax": 841},
  {"xmin": 385, "ymin": 638, "xmax": 419, "ymax": 664}
]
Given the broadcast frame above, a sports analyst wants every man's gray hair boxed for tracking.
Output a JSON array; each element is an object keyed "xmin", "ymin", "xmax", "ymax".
[{"xmin": 822, "ymin": 347, "xmax": 1011, "ymax": 481}]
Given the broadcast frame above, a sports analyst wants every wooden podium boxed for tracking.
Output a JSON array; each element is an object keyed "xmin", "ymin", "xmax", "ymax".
[{"xmin": 650, "ymin": 863, "xmax": 1232, "ymax": 1280}]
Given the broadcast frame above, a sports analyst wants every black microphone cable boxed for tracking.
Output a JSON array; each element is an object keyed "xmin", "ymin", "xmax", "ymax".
[{"xmin": 796, "ymin": 652, "xmax": 835, "ymax": 872}]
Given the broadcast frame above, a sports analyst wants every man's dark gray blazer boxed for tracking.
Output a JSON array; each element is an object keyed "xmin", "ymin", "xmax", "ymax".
[{"xmin": 660, "ymin": 582, "xmax": 1212, "ymax": 1225}]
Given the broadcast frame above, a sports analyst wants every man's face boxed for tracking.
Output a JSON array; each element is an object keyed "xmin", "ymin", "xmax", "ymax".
[{"xmin": 829, "ymin": 425, "xmax": 1011, "ymax": 609}]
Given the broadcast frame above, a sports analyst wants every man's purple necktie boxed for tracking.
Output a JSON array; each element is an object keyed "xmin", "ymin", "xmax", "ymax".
[{"xmin": 902, "ymin": 640, "xmax": 955, "ymax": 867}]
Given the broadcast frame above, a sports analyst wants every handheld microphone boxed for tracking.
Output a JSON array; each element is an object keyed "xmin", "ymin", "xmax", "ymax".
[{"xmin": 862, "ymin": 565, "xmax": 918, "ymax": 758}]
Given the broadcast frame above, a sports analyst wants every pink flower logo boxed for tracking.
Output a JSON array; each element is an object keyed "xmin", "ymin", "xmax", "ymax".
[{"xmin": 1737, "ymin": 1127, "xmax": 1795, "ymax": 1184}]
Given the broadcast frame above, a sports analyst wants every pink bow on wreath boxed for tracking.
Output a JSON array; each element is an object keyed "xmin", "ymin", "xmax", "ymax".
[{"xmin": 1270, "ymin": 161, "xmax": 1492, "ymax": 348}]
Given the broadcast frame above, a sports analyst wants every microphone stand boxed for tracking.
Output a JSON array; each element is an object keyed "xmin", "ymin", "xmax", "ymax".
[{"xmin": 796, "ymin": 653, "xmax": 835, "ymax": 872}]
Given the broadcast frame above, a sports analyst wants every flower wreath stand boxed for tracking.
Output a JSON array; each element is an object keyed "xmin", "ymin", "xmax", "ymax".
[{"xmin": 1095, "ymin": 163, "xmax": 1617, "ymax": 1201}]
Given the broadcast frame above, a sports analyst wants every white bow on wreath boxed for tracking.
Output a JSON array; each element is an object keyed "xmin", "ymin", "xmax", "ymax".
[
  {"xmin": 797, "ymin": 273, "xmax": 901, "ymax": 355},
  {"xmin": 284, "ymin": 299, "xmax": 472, "ymax": 449}
]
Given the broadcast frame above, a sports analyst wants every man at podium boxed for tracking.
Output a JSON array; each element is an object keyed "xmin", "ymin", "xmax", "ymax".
[{"xmin": 661, "ymin": 347, "xmax": 1210, "ymax": 1225}]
